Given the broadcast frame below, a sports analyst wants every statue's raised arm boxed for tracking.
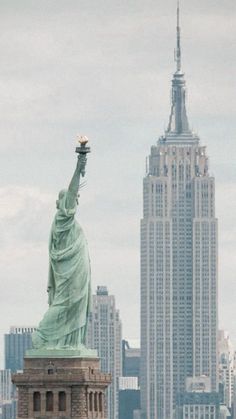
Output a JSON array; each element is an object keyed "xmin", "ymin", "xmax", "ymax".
[
  {"xmin": 54, "ymin": 137, "xmax": 90, "ymax": 213},
  {"xmin": 65, "ymin": 154, "xmax": 87, "ymax": 209}
]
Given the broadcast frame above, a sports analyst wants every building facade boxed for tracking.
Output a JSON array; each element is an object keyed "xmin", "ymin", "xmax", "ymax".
[
  {"xmin": 176, "ymin": 392, "xmax": 220, "ymax": 419},
  {"xmin": 87, "ymin": 286, "xmax": 122, "ymax": 419},
  {"xmin": 122, "ymin": 340, "xmax": 140, "ymax": 381},
  {"xmin": 218, "ymin": 331, "xmax": 234, "ymax": 413},
  {"xmin": 4, "ymin": 326, "xmax": 35, "ymax": 373},
  {"xmin": 140, "ymin": 6, "xmax": 218, "ymax": 419},
  {"xmin": 175, "ymin": 376, "xmax": 230, "ymax": 419},
  {"xmin": 4, "ymin": 326, "xmax": 36, "ymax": 419},
  {"xmin": 0, "ymin": 369, "xmax": 16, "ymax": 419},
  {"xmin": 119, "ymin": 377, "xmax": 140, "ymax": 419},
  {"xmin": 0, "ymin": 401, "xmax": 17, "ymax": 419},
  {"xmin": 0, "ymin": 370, "xmax": 12, "ymax": 402}
]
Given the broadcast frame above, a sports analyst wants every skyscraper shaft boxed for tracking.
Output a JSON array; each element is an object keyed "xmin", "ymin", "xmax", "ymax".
[
  {"xmin": 87, "ymin": 286, "xmax": 122, "ymax": 419},
  {"xmin": 140, "ymin": 6, "xmax": 218, "ymax": 419}
]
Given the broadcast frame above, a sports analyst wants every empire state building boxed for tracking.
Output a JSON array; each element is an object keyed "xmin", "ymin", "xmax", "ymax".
[{"xmin": 140, "ymin": 5, "xmax": 218, "ymax": 419}]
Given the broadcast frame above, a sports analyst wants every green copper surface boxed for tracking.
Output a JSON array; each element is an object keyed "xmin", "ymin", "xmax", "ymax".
[
  {"xmin": 26, "ymin": 346, "xmax": 97, "ymax": 358},
  {"xmin": 32, "ymin": 150, "xmax": 92, "ymax": 354}
]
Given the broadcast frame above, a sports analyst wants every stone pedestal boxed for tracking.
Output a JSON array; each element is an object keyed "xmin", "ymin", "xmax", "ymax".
[{"xmin": 12, "ymin": 355, "xmax": 111, "ymax": 419}]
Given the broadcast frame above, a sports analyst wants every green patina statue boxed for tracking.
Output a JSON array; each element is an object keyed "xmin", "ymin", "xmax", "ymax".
[{"xmin": 32, "ymin": 138, "xmax": 92, "ymax": 351}]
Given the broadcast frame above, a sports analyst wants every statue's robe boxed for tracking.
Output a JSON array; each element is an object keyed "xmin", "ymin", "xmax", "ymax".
[{"xmin": 32, "ymin": 190, "xmax": 91, "ymax": 348}]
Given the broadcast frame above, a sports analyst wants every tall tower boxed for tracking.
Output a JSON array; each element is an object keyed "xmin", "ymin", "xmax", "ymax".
[
  {"xmin": 87, "ymin": 286, "xmax": 122, "ymax": 419},
  {"xmin": 140, "ymin": 5, "xmax": 218, "ymax": 419}
]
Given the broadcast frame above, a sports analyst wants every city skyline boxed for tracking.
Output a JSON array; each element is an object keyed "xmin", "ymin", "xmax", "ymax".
[{"xmin": 0, "ymin": 0, "xmax": 235, "ymax": 369}]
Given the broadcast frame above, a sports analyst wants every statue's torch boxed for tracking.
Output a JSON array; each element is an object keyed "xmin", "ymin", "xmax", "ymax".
[{"xmin": 75, "ymin": 135, "xmax": 91, "ymax": 177}]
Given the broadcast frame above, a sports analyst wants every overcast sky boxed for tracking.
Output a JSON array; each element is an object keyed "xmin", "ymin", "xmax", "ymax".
[{"xmin": 0, "ymin": 0, "xmax": 235, "ymax": 367}]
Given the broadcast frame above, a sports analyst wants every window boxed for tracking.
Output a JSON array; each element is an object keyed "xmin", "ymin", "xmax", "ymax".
[
  {"xmin": 94, "ymin": 392, "xmax": 98, "ymax": 411},
  {"xmin": 47, "ymin": 368, "xmax": 54, "ymax": 375},
  {"xmin": 89, "ymin": 393, "xmax": 93, "ymax": 411},
  {"xmin": 59, "ymin": 391, "xmax": 66, "ymax": 412},
  {"xmin": 33, "ymin": 392, "xmax": 41, "ymax": 412},
  {"xmin": 99, "ymin": 393, "xmax": 103, "ymax": 412},
  {"xmin": 46, "ymin": 391, "xmax": 53, "ymax": 412}
]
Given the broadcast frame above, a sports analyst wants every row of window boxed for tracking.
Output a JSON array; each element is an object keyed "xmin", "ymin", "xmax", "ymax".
[
  {"xmin": 89, "ymin": 392, "xmax": 103, "ymax": 412},
  {"xmin": 33, "ymin": 391, "xmax": 66, "ymax": 412},
  {"xmin": 33, "ymin": 391, "xmax": 104, "ymax": 414}
]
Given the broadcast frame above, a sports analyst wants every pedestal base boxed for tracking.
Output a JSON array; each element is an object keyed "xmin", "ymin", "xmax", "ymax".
[{"xmin": 12, "ymin": 355, "xmax": 111, "ymax": 419}]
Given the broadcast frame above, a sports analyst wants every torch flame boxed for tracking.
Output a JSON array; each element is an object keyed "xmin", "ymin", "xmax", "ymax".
[{"xmin": 77, "ymin": 135, "xmax": 89, "ymax": 145}]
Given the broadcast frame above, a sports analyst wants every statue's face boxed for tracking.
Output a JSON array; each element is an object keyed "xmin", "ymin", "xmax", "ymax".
[{"xmin": 56, "ymin": 189, "xmax": 67, "ymax": 209}]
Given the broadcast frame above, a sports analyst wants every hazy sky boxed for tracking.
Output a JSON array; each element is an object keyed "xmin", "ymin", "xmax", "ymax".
[{"xmin": 0, "ymin": 0, "xmax": 236, "ymax": 366}]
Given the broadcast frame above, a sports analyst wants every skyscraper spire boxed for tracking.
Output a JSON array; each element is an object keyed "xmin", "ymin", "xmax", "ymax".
[
  {"xmin": 166, "ymin": 1, "xmax": 192, "ymax": 137},
  {"xmin": 176, "ymin": 1, "xmax": 181, "ymax": 72}
]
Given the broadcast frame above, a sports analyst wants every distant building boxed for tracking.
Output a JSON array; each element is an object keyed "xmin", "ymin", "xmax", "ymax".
[
  {"xmin": 4, "ymin": 326, "xmax": 36, "ymax": 372},
  {"xmin": 0, "ymin": 400, "xmax": 17, "ymax": 419},
  {"xmin": 87, "ymin": 286, "xmax": 122, "ymax": 419},
  {"xmin": 176, "ymin": 391, "xmax": 220, "ymax": 419},
  {"xmin": 185, "ymin": 376, "xmax": 211, "ymax": 393},
  {"xmin": 122, "ymin": 340, "xmax": 140, "ymax": 381},
  {"xmin": 233, "ymin": 371, "xmax": 236, "ymax": 419},
  {"xmin": 218, "ymin": 331, "xmax": 234, "ymax": 413},
  {"xmin": 0, "ymin": 369, "xmax": 16, "ymax": 419},
  {"xmin": 119, "ymin": 377, "xmax": 140, "ymax": 419},
  {"xmin": 120, "ymin": 341, "xmax": 141, "ymax": 419},
  {"xmin": 119, "ymin": 377, "xmax": 139, "ymax": 391},
  {"xmin": 175, "ymin": 377, "xmax": 220, "ymax": 419},
  {"xmin": 0, "ymin": 370, "xmax": 12, "ymax": 401},
  {"xmin": 4, "ymin": 326, "xmax": 36, "ymax": 419}
]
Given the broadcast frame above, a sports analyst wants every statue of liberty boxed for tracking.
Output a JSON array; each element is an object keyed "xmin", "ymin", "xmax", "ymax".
[{"xmin": 32, "ymin": 137, "xmax": 91, "ymax": 350}]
